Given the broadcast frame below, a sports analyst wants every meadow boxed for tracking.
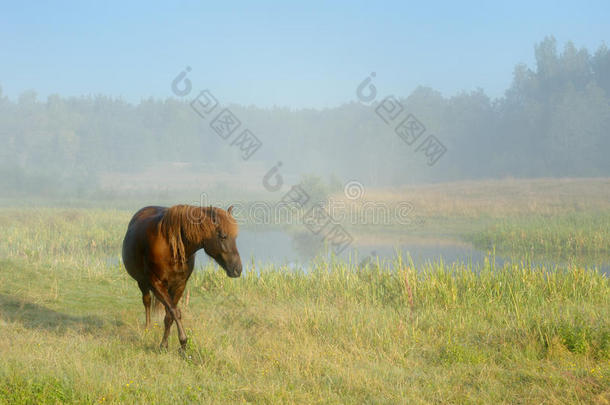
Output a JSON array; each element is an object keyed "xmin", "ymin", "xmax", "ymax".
[
  {"xmin": 0, "ymin": 178, "xmax": 609, "ymax": 404},
  {"xmin": 471, "ymin": 212, "xmax": 610, "ymax": 256}
]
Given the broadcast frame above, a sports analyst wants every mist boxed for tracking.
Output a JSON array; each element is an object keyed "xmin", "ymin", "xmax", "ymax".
[
  {"xmin": 2, "ymin": 2, "xmax": 610, "ymax": 402},
  {"xmin": 0, "ymin": 37, "xmax": 608, "ymax": 201}
]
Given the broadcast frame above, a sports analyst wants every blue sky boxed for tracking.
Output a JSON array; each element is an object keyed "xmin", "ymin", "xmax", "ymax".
[{"xmin": 0, "ymin": 1, "xmax": 608, "ymax": 108}]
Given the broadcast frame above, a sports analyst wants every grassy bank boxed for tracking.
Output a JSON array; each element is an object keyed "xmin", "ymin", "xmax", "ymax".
[
  {"xmin": 0, "ymin": 253, "xmax": 609, "ymax": 403},
  {"xmin": 471, "ymin": 212, "xmax": 610, "ymax": 257}
]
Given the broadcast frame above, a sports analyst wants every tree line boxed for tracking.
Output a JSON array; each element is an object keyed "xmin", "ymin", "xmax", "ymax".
[{"xmin": 1, "ymin": 37, "xmax": 609, "ymax": 197}]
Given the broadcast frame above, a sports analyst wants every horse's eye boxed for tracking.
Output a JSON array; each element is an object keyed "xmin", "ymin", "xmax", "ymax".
[{"xmin": 218, "ymin": 232, "xmax": 228, "ymax": 240}]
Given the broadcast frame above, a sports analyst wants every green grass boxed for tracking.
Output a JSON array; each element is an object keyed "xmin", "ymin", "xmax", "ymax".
[
  {"xmin": 0, "ymin": 257, "xmax": 608, "ymax": 404},
  {"xmin": 0, "ymin": 206, "xmax": 609, "ymax": 403},
  {"xmin": 471, "ymin": 212, "xmax": 610, "ymax": 257}
]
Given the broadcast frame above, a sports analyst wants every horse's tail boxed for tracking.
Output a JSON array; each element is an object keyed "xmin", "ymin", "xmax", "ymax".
[{"xmin": 151, "ymin": 296, "xmax": 165, "ymax": 318}]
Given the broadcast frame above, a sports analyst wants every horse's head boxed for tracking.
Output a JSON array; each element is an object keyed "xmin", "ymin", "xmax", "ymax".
[{"xmin": 203, "ymin": 205, "xmax": 242, "ymax": 278}]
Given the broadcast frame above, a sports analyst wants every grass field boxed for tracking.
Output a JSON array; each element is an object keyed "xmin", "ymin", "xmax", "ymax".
[
  {"xmin": 471, "ymin": 212, "xmax": 610, "ymax": 256},
  {"xmin": 0, "ymin": 178, "xmax": 609, "ymax": 403},
  {"xmin": 0, "ymin": 255, "xmax": 608, "ymax": 403}
]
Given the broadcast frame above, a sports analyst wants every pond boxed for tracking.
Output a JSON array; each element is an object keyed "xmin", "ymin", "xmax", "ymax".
[{"xmin": 193, "ymin": 229, "xmax": 610, "ymax": 275}]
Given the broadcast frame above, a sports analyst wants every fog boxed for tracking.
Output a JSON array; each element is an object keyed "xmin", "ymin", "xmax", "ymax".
[
  {"xmin": 0, "ymin": 35, "xmax": 608, "ymax": 202},
  {"xmin": 3, "ymin": 2, "xmax": 610, "ymax": 201},
  {"xmin": 2, "ymin": 5, "xmax": 610, "ymax": 400}
]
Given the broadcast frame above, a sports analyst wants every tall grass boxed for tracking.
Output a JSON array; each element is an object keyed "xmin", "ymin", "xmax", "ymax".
[
  {"xmin": 472, "ymin": 212, "xmax": 610, "ymax": 256},
  {"xmin": 0, "ymin": 206, "xmax": 609, "ymax": 403},
  {"xmin": 0, "ymin": 254, "xmax": 608, "ymax": 403}
]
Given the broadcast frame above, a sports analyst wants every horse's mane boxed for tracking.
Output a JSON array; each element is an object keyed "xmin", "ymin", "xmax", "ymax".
[{"xmin": 159, "ymin": 205, "xmax": 218, "ymax": 263}]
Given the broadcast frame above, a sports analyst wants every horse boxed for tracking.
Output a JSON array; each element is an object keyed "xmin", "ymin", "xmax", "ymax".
[{"xmin": 122, "ymin": 204, "xmax": 242, "ymax": 349}]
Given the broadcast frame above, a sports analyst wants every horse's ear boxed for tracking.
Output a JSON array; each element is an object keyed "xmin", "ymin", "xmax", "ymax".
[{"xmin": 227, "ymin": 205, "xmax": 234, "ymax": 216}]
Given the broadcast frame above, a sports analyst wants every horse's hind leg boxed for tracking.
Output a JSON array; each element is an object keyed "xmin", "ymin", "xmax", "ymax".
[{"xmin": 137, "ymin": 281, "xmax": 152, "ymax": 330}]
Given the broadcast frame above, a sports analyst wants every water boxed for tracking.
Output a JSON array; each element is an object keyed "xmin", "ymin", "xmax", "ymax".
[{"xmin": 192, "ymin": 229, "xmax": 610, "ymax": 274}]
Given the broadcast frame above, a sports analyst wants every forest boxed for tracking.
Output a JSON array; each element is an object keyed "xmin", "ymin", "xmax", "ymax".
[{"xmin": 1, "ymin": 37, "xmax": 609, "ymax": 198}]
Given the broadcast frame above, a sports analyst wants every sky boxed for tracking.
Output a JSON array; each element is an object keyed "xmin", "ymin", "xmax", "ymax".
[{"xmin": 0, "ymin": 1, "xmax": 608, "ymax": 108}]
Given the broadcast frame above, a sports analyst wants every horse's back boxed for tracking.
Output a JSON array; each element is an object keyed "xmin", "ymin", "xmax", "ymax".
[
  {"xmin": 127, "ymin": 206, "xmax": 167, "ymax": 228},
  {"xmin": 122, "ymin": 206, "xmax": 167, "ymax": 282}
]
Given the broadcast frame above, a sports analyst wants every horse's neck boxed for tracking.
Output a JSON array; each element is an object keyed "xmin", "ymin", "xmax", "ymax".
[
  {"xmin": 183, "ymin": 239, "xmax": 205, "ymax": 258},
  {"xmin": 180, "ymin": 216, "xmax": 213, "ymax": 258}
]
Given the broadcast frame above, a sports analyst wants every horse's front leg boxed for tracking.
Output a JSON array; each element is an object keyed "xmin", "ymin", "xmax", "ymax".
[
  {"xmin": 150, "ymin": 277, "xmax": 188, "ymax": 349},
  {"xmin": 169, "ymin": 283, "xmax": 187, "ymax": 347}
]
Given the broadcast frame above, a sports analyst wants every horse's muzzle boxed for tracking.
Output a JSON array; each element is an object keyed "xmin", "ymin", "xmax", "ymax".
[
  {"xmin": 226, "ymin": 260, "xmax": 242, "ymax": 278},
  {"xmin": 228, "ymin": 265, "xmax": 242, "ymax": 278}
]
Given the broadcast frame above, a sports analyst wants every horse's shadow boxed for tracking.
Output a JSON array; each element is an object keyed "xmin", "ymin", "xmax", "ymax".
[{"xmin": 0, "ymin": 293, "xmax": 124, "ymax": 335}]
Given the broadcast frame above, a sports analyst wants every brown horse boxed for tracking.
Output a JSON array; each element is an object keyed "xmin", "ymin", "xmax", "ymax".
[{"xmin": 122, "ymin": 204, "xmax": 242, "ymax": 349}]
